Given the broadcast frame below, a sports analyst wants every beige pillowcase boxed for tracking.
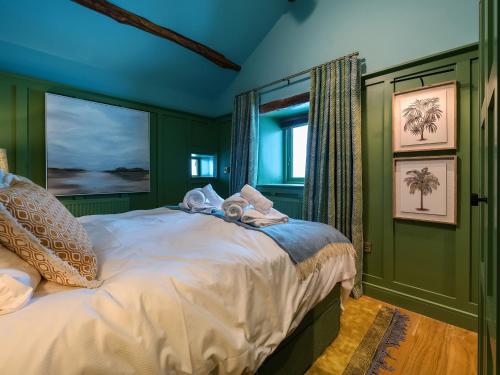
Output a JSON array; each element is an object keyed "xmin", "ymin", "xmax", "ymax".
[
  {"xmin": 0, "ymin": 244, "xmax": 41, "ymax": 315},
  {"xmin": 0, "ymin": 179, "xmax": 100, "ymax": 288}
]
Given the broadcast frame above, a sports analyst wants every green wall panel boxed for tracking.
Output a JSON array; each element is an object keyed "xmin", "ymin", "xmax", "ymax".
[
  {"xmin": 0, "ymin": 84, "xmax": 15, "ymax": 171},
  {"xmin": 191, "ymin": 119, "xmax": 218, "ymax": 152},
  {"xmin": 393, "ymin": 222, "xmax": 456, "ymax": 297},
  {"xmin": 214, "ymin": 115, "xmax": 232, "ymax": 198},
  {"xmin": 362, "ymin": 81, "xmax": 385, "ymax": 279},
  {"xmin": 362, "ymin": 44, "xmax": 479, "ymax": 330},
  {"xmin": 469, "ymin": 57, "xmax": 480, "ymax": 306},
  {"xmin": 0, "ymin": 70, "xmax": 225, "ymax": 213},
  {"xmin": 28, "ymin": 88, "xmax": 48, "ymax": 187},
  {"xmin": 157, "ymin": 114, "xmax": 189, "ymax": 207}
]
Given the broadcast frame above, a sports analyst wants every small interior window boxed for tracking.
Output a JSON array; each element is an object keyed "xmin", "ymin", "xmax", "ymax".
[
  {"xmin": 257, "ymin": 97, "xmax": 309, "ymax": 186},
  {"xmin": 190, "ymin": 154, "xmax": 216, "ymax": 178}
]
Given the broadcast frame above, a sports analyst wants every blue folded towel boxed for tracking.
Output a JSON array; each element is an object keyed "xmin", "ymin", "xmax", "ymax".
[{"xmin": 211, "ymin": 210, "xmax": 350, "ymax": 264}]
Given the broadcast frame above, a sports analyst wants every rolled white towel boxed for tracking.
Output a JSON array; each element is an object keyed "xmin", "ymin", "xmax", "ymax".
[
  {"xmin": 179, "ymin": 188, "xmax": 207, "ymax": 211},
  {"xmin": 240, "ymin": 184, "xmax": 273, "ymax": 214},
  {"xmin": 222, "ymin": 193, "xmax": 249, "ymax": 220},
  {"xmin": 221, "ymin": 193, "xmax": 249, "ymax": 210},
  {"xmin": 224, "ymin": 204, "xmax": 244, "ymax": 220},
  {"xmin": 202, "ymin": 184, "xmax": 224, "ymax": 209},
  {"xmin": 241, "ymin": 207, "xmax": 289, "ymax": 227}
]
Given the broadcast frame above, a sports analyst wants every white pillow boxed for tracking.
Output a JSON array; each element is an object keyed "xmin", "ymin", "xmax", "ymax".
[
  {"xmin": 0, "ymin": 245, "xmax": 41, "ymax": 315},
  {"xmin": 0, "ymin": 171, "xmax": 32, "ymax": 188}
]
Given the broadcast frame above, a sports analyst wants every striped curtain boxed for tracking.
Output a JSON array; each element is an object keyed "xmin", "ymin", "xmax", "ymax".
[
  {"xmin": 303, "ymin": 56, "xmax": 363, "ymax": 297},
  {"xmin": 229, "ymin": 91, "xmax": 259, "ymax": 194}
]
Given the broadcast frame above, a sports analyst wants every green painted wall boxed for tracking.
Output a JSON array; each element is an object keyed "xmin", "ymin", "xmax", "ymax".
[
  {"xmin": 0, "ymin": 70, "xmax": 225, "ymax": 211},
  {"xmin": 362, "ymin": 45, "xmax": 479, "ymax": 330}
]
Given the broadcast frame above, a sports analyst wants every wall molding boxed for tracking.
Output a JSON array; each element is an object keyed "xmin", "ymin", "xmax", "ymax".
[
  {"xmin": 363, "ymin": 43, "xmax": 478, "ymax": 80},
  {"xmin": 364, "ymin": 282, "xmax": 477, "ymax": 331}
]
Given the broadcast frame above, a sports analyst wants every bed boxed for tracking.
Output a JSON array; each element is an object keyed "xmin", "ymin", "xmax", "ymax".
[{"xmin": 0, "ymin": 207, "xmax": 356, "ymax": 374}]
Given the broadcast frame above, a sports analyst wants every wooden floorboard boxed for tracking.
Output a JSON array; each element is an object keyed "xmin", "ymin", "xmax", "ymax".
[{"xmin": 361, "ymin": 296, "xmax": 478, "ymax": 375}]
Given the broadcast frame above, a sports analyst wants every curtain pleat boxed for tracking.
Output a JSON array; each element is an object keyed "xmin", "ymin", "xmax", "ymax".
[
  {"xmin": 303, "ymin": 56, "xmax": 363, "ymax": 297},
  {"xmin": 229, "ymin": 91, "xmax": 259, "ymax": 194}
]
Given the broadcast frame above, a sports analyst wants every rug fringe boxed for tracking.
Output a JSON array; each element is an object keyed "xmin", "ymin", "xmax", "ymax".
[
  {"xmin": 296, "ymin": 242, "xmax": 356, "ymax": 280},
  {"xmin": 367, "ymin": 310, "xmax": 410, "ymax": 375}
]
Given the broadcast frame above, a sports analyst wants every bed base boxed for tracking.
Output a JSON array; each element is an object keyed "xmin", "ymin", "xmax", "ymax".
[{"xmin": 257, "ymin": 283, "xmax": 341, "ymax": 375}]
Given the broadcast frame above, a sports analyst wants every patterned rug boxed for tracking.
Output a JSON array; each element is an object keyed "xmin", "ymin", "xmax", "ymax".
[{"xmin": 307, "ymin": 298, "xmax": 409, "ymax": 375}]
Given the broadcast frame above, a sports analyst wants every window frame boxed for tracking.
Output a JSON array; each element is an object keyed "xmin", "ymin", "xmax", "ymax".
[
  {"xmin": 190, "ymin": 153, "xmax": 217, "ymax": 179},
  {"xmin": 282, "ymin": 116, "xmax": 308, "ymax": 184}
]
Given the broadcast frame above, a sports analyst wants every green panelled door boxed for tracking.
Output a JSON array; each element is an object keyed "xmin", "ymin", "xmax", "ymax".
[{"xmin": 478, "ymin": 0, "xmax": 498, "ymax": 374}]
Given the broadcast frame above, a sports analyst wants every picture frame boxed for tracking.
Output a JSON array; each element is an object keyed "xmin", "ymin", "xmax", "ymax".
[
  {"xmin": 393, "ymin": 155, "xmax": 457, "ymax": 225},
  {"xmin": 45, "ymin": 93, "xmax": 151, "ymax": 196},
  {"xmin": 392, "ymin": 81, "xmax": 457, "ymax": 152}
]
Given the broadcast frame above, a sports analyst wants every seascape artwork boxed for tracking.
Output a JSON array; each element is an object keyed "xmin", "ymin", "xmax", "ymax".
[{"xmin": 46, "ymin": 93, "xmax": 150, "ymax": 196}]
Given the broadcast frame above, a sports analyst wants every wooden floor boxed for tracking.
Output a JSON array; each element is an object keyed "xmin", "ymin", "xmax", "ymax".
[{"xmin": 365, "ymin": 296, "xmax": 478, "ymax": 375}]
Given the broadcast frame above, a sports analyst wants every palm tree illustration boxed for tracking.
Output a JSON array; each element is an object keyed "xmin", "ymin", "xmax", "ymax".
[
  {"xmin": 404, "ymin": 167, "xmax": 440, "ymax": 211},
  {"xmin": 402, "ymin": 97, "xmax": 443, "ymax": 141}
]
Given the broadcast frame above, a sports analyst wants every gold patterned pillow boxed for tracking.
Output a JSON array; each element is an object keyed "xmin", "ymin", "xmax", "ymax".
[{"xmin": 0, "ymin": 179, "xmax": 100, "ymax": 288}]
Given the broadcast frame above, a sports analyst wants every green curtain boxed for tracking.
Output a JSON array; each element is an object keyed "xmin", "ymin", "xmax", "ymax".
[
  {"xmin": 229, "ymin": 91, "xmax": 259, "ymax": 194},
  {"xmin": 303, "ymin": 56, "xmax": 363, "ymax": 297}
]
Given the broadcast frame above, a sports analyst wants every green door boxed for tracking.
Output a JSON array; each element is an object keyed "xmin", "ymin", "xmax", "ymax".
[{"xmin": 478, "ymin": 0, "xmax": 498, "ymax": 374}]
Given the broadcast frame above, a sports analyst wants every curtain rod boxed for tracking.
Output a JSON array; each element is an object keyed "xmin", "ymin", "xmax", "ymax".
[{"xmin": 237, "ymin": 51, "xmax": 359, "ymax": 97}]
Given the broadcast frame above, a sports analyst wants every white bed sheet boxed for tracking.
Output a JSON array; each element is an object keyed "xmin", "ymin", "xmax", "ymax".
[{"xmin": 0, "ymin": 208, "xmax": 356, "ymax": 375}]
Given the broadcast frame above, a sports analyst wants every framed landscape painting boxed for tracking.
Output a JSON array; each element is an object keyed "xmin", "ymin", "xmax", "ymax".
[
  {"xmin": 392, "ymin": 81, "xmax": 457, "ymax": 152},
  {"xmin": 393, "ymin": 156, "xmax": 457, "ymax": 225},
  {"xmin": 46, "ymin": 93, "xmax": 150, "ymax": 196}
]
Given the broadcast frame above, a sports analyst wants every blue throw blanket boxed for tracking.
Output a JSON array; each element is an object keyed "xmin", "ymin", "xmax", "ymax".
[{"xmin": 177, "ymin": 207, "xmax": 351, "ymax": 265}]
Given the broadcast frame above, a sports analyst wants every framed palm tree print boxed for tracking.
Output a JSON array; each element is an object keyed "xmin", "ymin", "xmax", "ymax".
[
  {"xmin": 393, "ymin": 156, "xmax": 457, "ymax": 224},
  {"xmin": 392, "ymin": 81, "xmax": 457, "ymax": 152}
]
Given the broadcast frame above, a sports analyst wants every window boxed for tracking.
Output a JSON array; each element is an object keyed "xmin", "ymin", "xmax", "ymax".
[
  {"xmin": 284, "ymin": 123, "xmax": 309, "ymax": 183},
  {"xmin": 257, "ymin": 98, "xmax": 309, "ymax": 186},
  {"xmin": 190, "ymin": 154, "xmax": 216, "ymax": 178}
]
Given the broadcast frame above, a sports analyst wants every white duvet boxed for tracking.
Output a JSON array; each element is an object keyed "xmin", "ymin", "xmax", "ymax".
[{"xmin": 0, "ymin": 208, "xmax": 356, "ymax": 375}]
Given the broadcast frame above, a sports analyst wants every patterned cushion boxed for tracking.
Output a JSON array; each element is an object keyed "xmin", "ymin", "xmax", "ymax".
[{"xmin": 0, "ymin": 179, "xmax": 100, "ymax": 288}]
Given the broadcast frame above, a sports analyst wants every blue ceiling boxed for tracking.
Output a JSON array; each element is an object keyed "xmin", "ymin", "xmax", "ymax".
[{"xmin": 0, "ymin": 0, "xmax": 289, "ymax": 115}]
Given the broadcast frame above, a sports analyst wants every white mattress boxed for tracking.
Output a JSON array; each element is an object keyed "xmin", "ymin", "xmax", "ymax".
[{"xmin": 0, "ymin": 208, "xmax": 356, "ymax": 374}]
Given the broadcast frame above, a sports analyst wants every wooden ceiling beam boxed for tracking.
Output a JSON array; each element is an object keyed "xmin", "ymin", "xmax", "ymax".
[
  {"xmin": 259, "ymin": 92, "xmax": 310, "ymax": 114},
  {"xmin": 71, "ymin": 0, "xmax": 241, "ymax": 71}
]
